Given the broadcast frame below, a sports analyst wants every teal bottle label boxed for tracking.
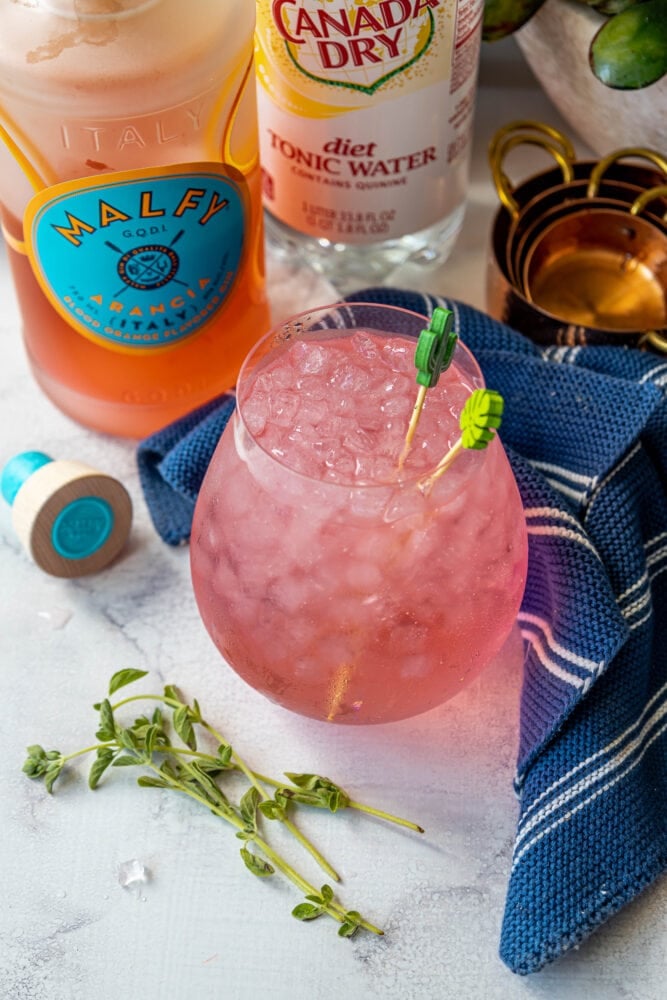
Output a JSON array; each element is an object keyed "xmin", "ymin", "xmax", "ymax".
[{"xmin": 24, "ymin": 163, "xmax": 247, "ymax": 352}]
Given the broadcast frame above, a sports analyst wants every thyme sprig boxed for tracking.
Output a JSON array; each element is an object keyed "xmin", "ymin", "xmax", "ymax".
[{"xmin": 23, "ymin": 669, "xmax": 423, "ymax": 938}]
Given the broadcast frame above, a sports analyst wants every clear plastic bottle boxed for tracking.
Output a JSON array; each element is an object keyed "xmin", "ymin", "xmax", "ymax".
[
  {"xmin": 255, "ymin": 0, "xmax": 483, "ymax": 292},
  {"xmin": 0, "ymin": 0, "xmax": 269, "ymax": 437}
]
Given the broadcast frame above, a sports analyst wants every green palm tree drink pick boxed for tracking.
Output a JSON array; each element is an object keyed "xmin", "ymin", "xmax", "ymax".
[{"xmin": 398, "ymin": 306, "xmax": 505, "ymax": 485}]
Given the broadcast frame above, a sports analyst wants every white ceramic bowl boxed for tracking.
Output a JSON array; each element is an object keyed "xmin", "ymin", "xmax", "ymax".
[{"xmin": 515, "ymin": 0, "xmax": 667, "ymax": 157}]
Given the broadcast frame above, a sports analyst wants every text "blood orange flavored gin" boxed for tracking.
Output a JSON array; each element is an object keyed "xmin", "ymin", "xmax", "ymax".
[{"xmin": 190, "ymin": 302, "xmax": 527, "ymax": 725}]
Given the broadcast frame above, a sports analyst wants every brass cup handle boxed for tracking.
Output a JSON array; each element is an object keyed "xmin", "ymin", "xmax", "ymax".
[
  {"xmin": 488, "ymin": 119, "xmax": 576, "ymax": 165},
  {"xmin": 639, "ymin": 329, "xmax": 667, "ymax": 354},
  {"xmin": 490, "ymin": 132, "xmax": 575, "ymax": 220},
  {"xmin": 630, "ymin": 184, "xmax": 667, "ymax": 222},
  {"xmin": 587, "ymin": 148, "xmax": 667, "ymax": 199}
]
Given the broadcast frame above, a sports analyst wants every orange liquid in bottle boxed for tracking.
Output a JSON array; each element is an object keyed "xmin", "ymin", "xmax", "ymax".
[{"xmin": 0, "ymin": 0, "xmax": 270, "ymax": 437}]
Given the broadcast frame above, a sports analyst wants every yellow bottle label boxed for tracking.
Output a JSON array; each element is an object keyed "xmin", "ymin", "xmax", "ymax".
[
  {"xmin": 256, "ymin": 0, "xmax": 483, "ymax": 242},
  {"xmin": 23, "ymin": 162, "xmax": 248, "ymax": 354}
]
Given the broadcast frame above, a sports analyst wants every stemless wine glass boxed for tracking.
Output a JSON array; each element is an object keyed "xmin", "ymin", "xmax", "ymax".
[{"xmin": 190, "ymin": 302, "xmax": 528, "ymax": 724}]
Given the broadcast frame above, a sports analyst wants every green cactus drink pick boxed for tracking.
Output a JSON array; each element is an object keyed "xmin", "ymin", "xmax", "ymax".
[
  {"xmin": 420, "ymin": 389, "xmax": 505, "ymax": 492},
  {"xmin": 399, "ymin": 307, "xmax": 457, "ymax": 468}
]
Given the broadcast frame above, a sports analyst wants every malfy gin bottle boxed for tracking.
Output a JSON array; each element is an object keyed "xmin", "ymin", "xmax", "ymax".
[
  {"xmin": 0, "ymin": 0, "xmax": 269, "ymax": 437},
  {"xmin": 255, "ymin": 0, "xmax": 483, "ymax": 291}
]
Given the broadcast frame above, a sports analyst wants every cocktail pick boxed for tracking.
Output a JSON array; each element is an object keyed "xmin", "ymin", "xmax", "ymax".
[
  {"xmin": 398, "ymin": 307, "xmax": 456, "ymax": 469},
  {"xmin": 419, "ymin": 389, "xmax": 505, "ymax": 492}
]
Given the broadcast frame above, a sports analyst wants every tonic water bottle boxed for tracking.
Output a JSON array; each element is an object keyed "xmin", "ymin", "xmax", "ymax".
[{"xmin": 255, "ymin": 0, "xmax": 483, "ymax": 292}]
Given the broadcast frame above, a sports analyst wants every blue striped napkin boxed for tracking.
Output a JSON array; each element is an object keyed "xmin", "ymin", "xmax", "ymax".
[{"xmin": 137, "ymin": 290, "xmax": 667, "ymax": 974}]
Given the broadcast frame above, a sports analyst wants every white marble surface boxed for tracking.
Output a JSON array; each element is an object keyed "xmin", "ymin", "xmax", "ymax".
[{"xmin": 1, "ymin": 40, "xmax": 666, "ymax": 1000}]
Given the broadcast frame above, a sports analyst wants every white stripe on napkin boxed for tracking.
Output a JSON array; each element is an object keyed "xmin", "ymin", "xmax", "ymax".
[
  {"xmin": 526, "ymin": 524, "xmax": 600, "ymax": 558},
  {"xmin": 516, "ymin": 681, "xmax": 667, "ymax": 829},
  {"xmin": 588, "ymin": 442, "xmax": 642, "ymax": 508},
  {"xmin": 519, "ymin": 623, "xmax": 586, "ymax": 689},
  {"xmin": 639, "ymin": 361, "xmax": 667, "ymax": 385},
  {"xmin": 528, "ymin": 461, "xmax": 597, "ymax": 505},
  {"xmin": 518, "ymin": 612, "xmax": 602, "ymax": 685},
  {"xmin": 512, "ymin": 685, "xmax": 667, "ymax": 870}
]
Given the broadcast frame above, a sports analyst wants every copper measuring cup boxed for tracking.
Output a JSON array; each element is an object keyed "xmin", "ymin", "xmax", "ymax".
[
  {"xmin": 522, "ymin": 184, "xmax": 667, "ymax": 342},
  {"xmin": 489, "ymin": 122, "xmax": 577, "ymax": 283},
  {"xmin": 490, "ymin": 159, "xmax": 667, "ymax": 285},
  {"xmin": 510, "ymin": 149, "xmax": 667, "ymax": 291},
  {"xmin": 491, "ymin": 127, "xmax": 667, "ymax": 287},
  {"xmin": 487, "ymin": 129, "xmax": 667, "ymax": 351},
  {"xmin": 511, "ymin": 188, "xmax": 657, "ymax": 291},
  {"xmin": 510, "ymin": 149, "xmax": 667, "ymax": 289}
]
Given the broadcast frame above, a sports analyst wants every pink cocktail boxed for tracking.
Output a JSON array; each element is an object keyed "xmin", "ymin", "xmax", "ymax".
[{"xmin": 190, "ymin": 303, "xmax": 528, "ymax": 724}]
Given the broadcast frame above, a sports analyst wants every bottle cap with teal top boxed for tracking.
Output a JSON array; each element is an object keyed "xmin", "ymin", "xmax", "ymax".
[{"xmin": 1, "ymin": 451, "xmax": 132, "ymax": 577}]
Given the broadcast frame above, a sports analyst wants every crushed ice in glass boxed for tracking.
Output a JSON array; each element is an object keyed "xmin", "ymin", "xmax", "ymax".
[{"xmin": 242, "ymin": 330, "xmax": 469, "ymax": 484}]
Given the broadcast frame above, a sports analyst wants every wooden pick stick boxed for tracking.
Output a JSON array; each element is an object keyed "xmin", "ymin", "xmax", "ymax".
[
  {"xmin": 398, "ymin": 384, "xmax": 428, "ymax": 469},
  {"xmin": 398, "ymin": 308, "xmax": 456, "ymax": 470}
]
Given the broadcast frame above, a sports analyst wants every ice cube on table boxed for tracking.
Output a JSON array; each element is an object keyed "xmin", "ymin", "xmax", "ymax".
[{"xmin": 118, "ymin": 859, "xmax": 149, "ymax": 888}]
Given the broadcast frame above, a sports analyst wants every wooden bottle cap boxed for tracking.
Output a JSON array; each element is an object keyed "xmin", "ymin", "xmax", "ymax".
[{"xmin": 1, "ymin": 451, "xmax": 132, "ymax": 578}]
